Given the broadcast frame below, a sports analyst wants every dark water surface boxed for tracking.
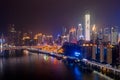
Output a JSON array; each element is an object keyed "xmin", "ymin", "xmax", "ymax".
[{"xmin": 0, "ymin": 53, "xmax": 110, "ymax": 80}]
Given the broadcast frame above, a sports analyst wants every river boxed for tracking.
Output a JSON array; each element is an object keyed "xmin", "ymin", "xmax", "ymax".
[{"xmin": 0, "ymin": 52, "xmax": 111, "ymax": 80}]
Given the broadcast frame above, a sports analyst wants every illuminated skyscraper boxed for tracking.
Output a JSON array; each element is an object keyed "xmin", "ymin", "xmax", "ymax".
[
  {"xmin": 103, "ymin": 28, "xmax": 111, "ymax": 42},
  {"xmin": 76, "ymin": 24, "xmax": 84, "ymax": 41},
  {"xmin": 91, "ymin": 24, "xmax": 97, "ymax": 43},
  {"xmin": 69, "ymin": 26, "xmax": 77, "ymax": 43},
  {"xmin": 111, "ymin": 27, "xmax": 118, "ymax": 45},
  {"xmin": 85, "ymin": 14, "xmax": 90, "ymax": 41},
  {"xmin": 107, "ymin": 44, "xmax": 112, "ymax": 64}
]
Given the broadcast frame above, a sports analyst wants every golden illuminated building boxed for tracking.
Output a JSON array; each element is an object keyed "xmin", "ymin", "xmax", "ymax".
[{"xmin": 107, "ymin": 44, "xmax": 112, "ymax": 64}]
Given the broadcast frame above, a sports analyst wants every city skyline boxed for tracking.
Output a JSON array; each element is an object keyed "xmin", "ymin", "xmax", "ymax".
[{"xmin": 0, "ymin": 0, "xmax": 120, "ymax": 35}]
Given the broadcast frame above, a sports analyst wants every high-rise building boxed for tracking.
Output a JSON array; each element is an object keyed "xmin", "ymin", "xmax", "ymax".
[
  {"xmin": 111, "ymin": 27, "xmax": 118, "ymax": 45},
  {"xmin": 92, "ymin": 45, "xmax": 97, "ymax": 60},
  {"xmin": 62, "ymin": 27, "xmax": 67, "ymax": 36},
  {"xmin": 85, "ymin": 13, "xmax": 90, "ymax": 41},
  {"xmin": 46, "ymin": 35, "xmax": 53, "ymax": 45},
  {"xmin": 8, "ymin": 24, "xmax": 16, "ymax": 45},
  {"xmin": 107, "ymin": 45, "xmax": 112, "ymax": 64},
  {"xmin": 69, "ymin": 26, "xmax": 77, "ymax": 43},
  {"xmin": 22, "ymin": 33, "xmax": 30, "ymax": 46},
  {"xmin": 16, "ymin": 31, "xmax": 23, "ymax": 46},
  {"xmin": 42, "ymin": 34, "xmax": 47, "ymax": 45},
  {"xmin": 100, "ymin": 45, "xmax": 104, "ymax": 62},
  {"xmin": 76, "ymin": 24, "xmax": 84, "ymax": 41},
  {"xmin": 118, "ymin": 33, "xmax": 120, "ymax": 43},
  {"xmin": 91, "ymin": 24, "xmax": 97, "ymax": 43},
  {"xmin": 98, "ymin": 28, "xmax": 103, "ymax": 44},
  {"xmin": 33, "ymin": 33, "xmax": 43, "ymax": 45},
  {"xmin": 103, "ymin": 28, "xmax": 111, "ymax": 42}
]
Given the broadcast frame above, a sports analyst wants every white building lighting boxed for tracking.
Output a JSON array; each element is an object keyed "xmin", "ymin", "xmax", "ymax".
[{"xmin": 85, "ymin": 14, "xmax": 90, "ymax": 41}]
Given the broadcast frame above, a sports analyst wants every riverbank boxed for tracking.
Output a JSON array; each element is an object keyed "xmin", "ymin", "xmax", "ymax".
[{"xmin": 27, "ymin": 48, "xmax": 120, "ymax": 80}]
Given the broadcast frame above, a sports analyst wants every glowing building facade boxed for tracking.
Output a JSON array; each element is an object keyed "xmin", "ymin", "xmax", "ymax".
[
  {"xmin": 76, "ymin": 24, "xmax": 84, "ymax": 41},
  {"xmin": 111, "ymin": 27, "xmax": 118, "ymax": 45},
  {"xmin": 69, "ymin": 27, "xmax": 77, "ymax": 43},
  {"xmin": 91, "ymin": 24, "xmax": 97, "ymax": 43},
  {"xmin": 85, "ymin": 14, "xmax": 90, "ymax": 41}
]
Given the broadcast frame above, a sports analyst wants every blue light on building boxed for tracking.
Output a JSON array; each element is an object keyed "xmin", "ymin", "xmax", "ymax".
[{"xmin": 74, "ymin": 52, "xmax": 81, "ymax": 57}]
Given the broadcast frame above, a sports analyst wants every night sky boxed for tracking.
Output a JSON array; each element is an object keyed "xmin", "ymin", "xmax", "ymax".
[{"xmin": 0, "ymin": 0, "xmax": 120, "ymax": 35}]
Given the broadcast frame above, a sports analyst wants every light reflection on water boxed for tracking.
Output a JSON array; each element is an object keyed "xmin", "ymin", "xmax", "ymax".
[
  {"xmin": 74, "ymin": 66, "xmax": 82, "ymax": 80},
  {"xmin": 0, "ymin": 59, "xmax": 3, "ymax": 73},
  {"xmin": 0, "ymin": 53, "xmax": 109, "ymax": 80},
  {"xmin": 0, "ymin": 49, "xmax": 2, "ymax": 53}
]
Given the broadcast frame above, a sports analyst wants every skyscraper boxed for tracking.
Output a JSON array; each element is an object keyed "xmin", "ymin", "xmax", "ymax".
[
  {"xmin": 91, "ymin": 24, "xmax": 97, "ymax": 43},
  {"xmin": 76, "ymin": 24, "xmax": 84, "ymax": 41},
  {"xmin": 69, "ymin": 26, "xmax": 77, "ymax": 43},
  {"xmin": 8, "ymin": 24, "xmax": 16, "ymax": 45},
  {"xmin": 111, "ymin": 27, "xmax": 118, "ymax": 45},
  {"xmin": 103, "ymin": 27, "xmax": 111, "ymax": 42},
  {"xmin": 62, "ymin": 27, "xmax": 67, "ymax": 36},
  {"xmin": 118, "ymin": 33, "xmax": 120, "ymax": 43},
  {"xmin": 85, "ymin": 13, "xmax": 90, "ymax": 41}
]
